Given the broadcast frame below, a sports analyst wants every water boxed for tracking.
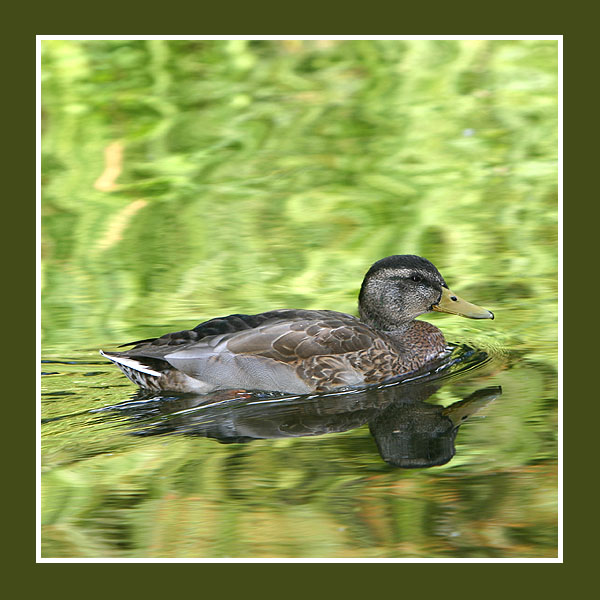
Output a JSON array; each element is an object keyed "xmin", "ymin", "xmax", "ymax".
[{"xmin": 40, "ymin": 39, "xmax": 559, "ymax": 559}]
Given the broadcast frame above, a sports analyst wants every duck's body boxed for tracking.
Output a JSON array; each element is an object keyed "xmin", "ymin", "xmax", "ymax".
[
  {"xmin": 101, "ymin": 309, "xmax": 446, "ymax": 394},
  {"xmin": 101, "ymin": 255, "xmax": 493, "ymax": 394}
]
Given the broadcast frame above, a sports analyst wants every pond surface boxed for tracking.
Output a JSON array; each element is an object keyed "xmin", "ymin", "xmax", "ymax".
[{"xmin": 40, "ymin": 39, "xmax": 559, "ymax": 559}]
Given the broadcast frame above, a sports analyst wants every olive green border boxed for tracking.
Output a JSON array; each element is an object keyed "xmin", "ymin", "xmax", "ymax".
[{"xmin": 11, "ymin": 6, "xmax": 583, "ymax": 596}]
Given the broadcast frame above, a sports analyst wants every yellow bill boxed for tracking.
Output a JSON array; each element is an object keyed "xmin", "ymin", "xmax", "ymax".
[{"xmin": 432, "ymin": 287, "xmax": 494, "ymax": 319}]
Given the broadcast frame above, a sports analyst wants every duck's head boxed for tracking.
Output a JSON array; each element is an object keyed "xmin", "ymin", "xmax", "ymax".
[{"xmin": 358, "ymin": 255, "xmax": 493, "ymax": 331}]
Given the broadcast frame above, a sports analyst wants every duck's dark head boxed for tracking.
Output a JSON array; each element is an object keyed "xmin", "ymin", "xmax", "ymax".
[{"xmin": 358, "ymin": 255, "xmax": 493, "ymax": 331}]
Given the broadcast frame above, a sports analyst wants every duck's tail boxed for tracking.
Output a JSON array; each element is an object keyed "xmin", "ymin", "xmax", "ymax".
[
  {"xmin": 99, "ymin": 349, "xmax": 163, "ymax": 377},
  {"xmin": 99, "ymin": 349, "xmax": 210, "ymax": 393}
]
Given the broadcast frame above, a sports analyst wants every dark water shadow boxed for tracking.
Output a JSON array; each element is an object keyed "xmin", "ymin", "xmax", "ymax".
[{"xmin": 93, "ymin": 343, "xmax": 503, "ymax": 468}]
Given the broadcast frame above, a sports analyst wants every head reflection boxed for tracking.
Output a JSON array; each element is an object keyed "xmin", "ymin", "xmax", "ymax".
[{"xmin": 368, "ymin": 385, "xmax": 500, "ymax": 468}]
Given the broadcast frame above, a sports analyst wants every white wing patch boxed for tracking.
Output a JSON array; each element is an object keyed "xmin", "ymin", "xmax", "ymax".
[{"xmin": 99, "ymin": 350, "xmax": 162, "ymax": 377}]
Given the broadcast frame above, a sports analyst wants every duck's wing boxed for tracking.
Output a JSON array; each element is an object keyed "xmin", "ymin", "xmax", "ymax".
[
  {"xmin": 105, "ymin": 309, "xmax": 390, "ymax": 393},
  {"xmin": 120, "ymin": 309, "xmax": 374, "ymax": 355},
  {"xmin": 161, "ymin": 310, "xmax": 384, "ymax": 392}
]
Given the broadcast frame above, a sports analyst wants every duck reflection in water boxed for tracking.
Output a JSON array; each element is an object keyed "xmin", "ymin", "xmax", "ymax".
[{"xmin": 105, "ymin": 369, "xmax": 501, "ymax": 469}]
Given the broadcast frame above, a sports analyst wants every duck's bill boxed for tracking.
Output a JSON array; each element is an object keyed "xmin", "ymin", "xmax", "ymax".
[{"xmin": 432, "ymin": 287, "xmax": 494, "ymax": 319}]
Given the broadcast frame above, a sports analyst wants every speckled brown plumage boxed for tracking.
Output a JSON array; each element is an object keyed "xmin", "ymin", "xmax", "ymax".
[{"xmin": 101, "ymin": 255, "xmax": 493, "ymax": 394}]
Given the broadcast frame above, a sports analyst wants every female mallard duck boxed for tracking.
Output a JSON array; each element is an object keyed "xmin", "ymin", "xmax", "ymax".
[{"xmin": 101, "ymin": 255, "xmax": 493, "ymax": 394}]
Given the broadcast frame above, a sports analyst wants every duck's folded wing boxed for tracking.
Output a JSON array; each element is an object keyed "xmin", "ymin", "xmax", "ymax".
[
  {"xmin": 166, "ymin": 314, "xmax": 376, "ymax": 361},
  {"xmin": 161, "ymin": 313, "xmax": 380, "ymax": 391}
]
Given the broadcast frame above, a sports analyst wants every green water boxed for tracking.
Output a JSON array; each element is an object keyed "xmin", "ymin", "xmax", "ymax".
[{"xmin": 41, "ymin": 39, "xmax": 559, "ymax": 559}]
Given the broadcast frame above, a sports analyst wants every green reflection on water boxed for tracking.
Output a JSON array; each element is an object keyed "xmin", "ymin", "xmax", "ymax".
[{"xmin": 41, "ymin": 39, "xmax": 558, "ymax": 558}]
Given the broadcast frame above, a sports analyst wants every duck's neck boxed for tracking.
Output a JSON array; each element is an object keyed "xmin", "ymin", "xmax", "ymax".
[{"xmin": 358, "ymin": 301, "xmax": 409, "ymax": 333}]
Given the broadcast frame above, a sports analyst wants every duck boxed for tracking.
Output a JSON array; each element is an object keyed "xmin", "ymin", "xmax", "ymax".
[{"xmin": 100, "ymin": 255, "xmax": 494, "ymax": 394}]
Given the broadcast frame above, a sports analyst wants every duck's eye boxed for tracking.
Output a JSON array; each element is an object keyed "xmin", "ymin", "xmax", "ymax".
[{"xmin": 411, "ymin": 275, "xmax": 422, "ymax": 283}]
